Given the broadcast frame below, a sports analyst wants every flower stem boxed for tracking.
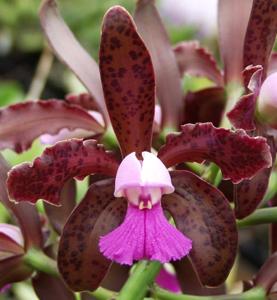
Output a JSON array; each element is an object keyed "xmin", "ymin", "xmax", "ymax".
[
  {"xmin": 237, "ymin": 207, "xmax": 277, "ymax": 228},
  {"xmin": 23, "ymin": 248, "xmax": 59, "ymax": 277},
  {"xmin": 117, "ymin": 260, "xmax": 161, "ymax": 300},
  {"xmin": 154, "ymin": 286, "xmax": 266, "ymax": 300}
]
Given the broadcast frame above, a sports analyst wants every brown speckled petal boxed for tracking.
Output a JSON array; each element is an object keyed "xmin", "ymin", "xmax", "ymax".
[
  {"xmin": 158, "ymin": 123, "xmax": 272, "ymax": 184},
  {"xmin": 234, "ymin": 135, "xmax": 276, "ymax": 219},
  {"xmin": 135, "ymin": 0, "xmax": 183, "ymax": 129},
  {"xmin": 100, "ymin": 6, "xmax": 155, "ymax": 156},
  {"xmin": 58, "ymin": 179, "xmax": 126, "ymax": 291},
  {"xmin": 7, "ymin": 139, "xmax": 119, "ymax": 205},
  {"xmin": 184, "ymin": 87, "xmax": 226, "ymax": 127},
  {"xmin": 0, "ymin": 155, "xmax": 43, "ymax": 250},
  {"xmin": 0, "ymin": 100, "xmax": 103, "ymax": 153},
  {"xmin": 44, "ymin": 179, "xmax": 76, "ymax": 234},
  {"xmin": 39, "ymin": 0, "xmax": 107, "ymax": 118},
  {"xmin": 162, "ymin": 171, "xmax": 237, "ymax": 286},
  {"xmin": 32, "ymin": 273, "xmax": 75, "ymax": 300},
  {"xmin": 174, "ymin": 41, "xmax": 223, "ymax": 86},
  {"xmin": 65, "ymin": 93, "xmax": 101, "ymax": 112},
  {"xmin": 243, "ymin": 0, "xmax": 277, "ymax": 79},
  {"xmin": 218, "ymin": 0, "xmax": 253, "ymax": 83}
]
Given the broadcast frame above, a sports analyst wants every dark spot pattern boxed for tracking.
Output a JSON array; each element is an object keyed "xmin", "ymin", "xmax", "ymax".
[
  {"xmin": 227, "ymin": 66, "xmax": 263, "ymax": 131},
  {"xmin": 58, "ymin": 179, "xmax": 126, "ymax": 291},
  {"xmin": 184, "ymin": 87, "xmax": 225, "ymax": 127},
  {"xmin": 99, "ymin": 6, "xmax": 155, "ymax": 156},
  {"xmin": 158, "ymin": 122, "xmax": 272, "ymax": 184},
  {"xmin": 243, "ymin": 0, "xmax": 277, "ymax": 77},
  {"xmin": 162, "ymin": 170, "xmax": 237, "ymax": 286},
  {"xmin": 0, "ymin": 100, "xmax": 103, "ymax": 153},
  {"xmin": 234, "ymin": 135, "xmax": 276, "ymax": 219},
  {"xmin": 173, "ymin": 41, "xmax": 223, "ymax": 86},
  {"xmin": 7, "ymin": 139, "xmax": 119, "ymax": 205}
]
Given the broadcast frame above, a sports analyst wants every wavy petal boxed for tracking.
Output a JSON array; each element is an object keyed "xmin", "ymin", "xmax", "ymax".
[
  {"xmin": 7, "ymin": 139, "xmax": 119, "ymax": 205},
  {"xmin": 158, "ymin": 123, "xmax": 272, "ymax": 183},
  {"xmin": 100, "ymin": 6, "xmax": 155, "ymax": 156},
  {"xmin": 135, "ymin": 0, "xmax": 183, "ymax": 128},
  {"xmin": 0, "ymin": 100, "xmax": 103, "ymax": 153},
  {"xmin": 163, "ymin": 171, "xmax": 237, "ymax": 286},
  {"xmin": 174, "ymin": 41, "xmax": 223, "ymax": 86}
]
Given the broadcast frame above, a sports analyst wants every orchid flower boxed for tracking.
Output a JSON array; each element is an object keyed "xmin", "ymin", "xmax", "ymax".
[{"xmin": 6, "ymin": 5, "xmax": 273, "ymax": 292}]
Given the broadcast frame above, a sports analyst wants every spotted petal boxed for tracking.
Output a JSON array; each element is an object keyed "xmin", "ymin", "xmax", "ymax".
[
  {"xmin": 163, "ymin": 171, "xmax": 237, "ymax": 286},
  {"xmin": 7, "ymin": 139, "xmax": 119, "ymax": 205},
  {"xmin": 243, "ymin": 0, "xmax": 277, "ymax": 78},
  {"xmin": 0, "ymin": 155, "xmax": 43, "ymax": 249},
  {"xmin": 135, "ymin": 0, "xmax": 183, "ymax": 129},
  {"xmin": 0, "ymin": 100, "xmax": 103, "ymax": 153},
  {"xmin": 158, "ymin": 123, "xmax": 272, "ymax": 184},
  {"xmin": 58, "ymin": 179, "xmax": 126, "ymax": 291},
  {"xmin": 100, "ymin": 6, "xmax": 155, "ymax": 156}
]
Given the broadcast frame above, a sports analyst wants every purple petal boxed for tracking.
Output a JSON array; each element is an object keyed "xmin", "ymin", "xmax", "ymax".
[
  {"xmin": 39, "ymin": 0, "xmax": 108, "ymax": 119},
  {"xmin": 218, "ymin": 0, "xmax": 253, "ymax": 83},
  {"xmin": 156, "ymin": 267, "xmax": 181, "ymax": 293},
  {"xmin": 0, "ymin": 155, "xmax": 43, "ymax": 249},
  {"xmin": 135, "ymin": 0, "xmax": 184, "ymax": 128},
  {"xmin": 99, "ymin": 6, "xmax": 155, "ymax": 156},
  {"xmin": 58, "ymin": 179, "xmax": 125, "ymax": 291},
  {"xmin": 0, "ymin": 224, "xmax": 24, "ymax": 256},
  {"xmin": 100, "ymin": 203, "xmax": 192, "ymax": 265},
  {"xmin": 7, "ymin": 139, "xmax": 119, "ymax": 205},
  {"xmin": 0, "ymin": 100, "xmax": 103, "ymax": 153},
  {"xmin": 243, "ymin": 1, "xmax": 277, "ymax": 78},
  {"xmin": 184, "ymin": 87, "xmax": 225, "ymax": 126},
  {"xmin": 158, "ymin": 123, "xmax": 272, "ymax": 183},
  {"xmin": 163, "ymin": 171, "xmax": 237, "ymax": 286},
  {"xmin": 174, "ymin": 41, "xmax": 223, "ymax": 86}
]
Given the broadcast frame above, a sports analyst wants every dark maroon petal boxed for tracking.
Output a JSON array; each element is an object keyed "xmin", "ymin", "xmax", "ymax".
[
  {"xmin": 0, "ymin": 255, "xmax": 32, "ymax": 288},
  {"xmin": 7, "ymin": 139, "xmax": 119, "ymax": 205},
  {"xmin": 100, "ymin": 6, "xmax": 155, "ymax": 156},
  {"xmin": 227, "ymin": 66, "xmax": 263, "ymax": 130},
  {"xmin": 44, "ymin": 179, "xmax": 76, "ymax": 234},
  {"xmin": 173, "ymin": 258, "xmax": 225, "ymax": 295},
  {"xmin": 270, "ymin": 196, "xmax": 277, "ymax": 254},
  {"xmin": 162, "ymin": 171, "xmax": 237, "ymax": 286},
  {"xmin": 184, "ymin": 87, "xmax": 225, "ymax": 127},
  {"xmin": 254, "ymin": 252, "xmax": 277, "ymax": 293},
  {"xmin": 134, "ymin": 0, "xmax": 183, "ymax": 128},
  {"xmin": 158, "ymin": 123, "xmax": 272, "ymax": 183},
  {"xmin": 101, "ymin": 263, "xmax": 130, "ymax": 291},
  {"xmin": 0, "ymin": 155, "xmax": 43, "ymax": 249},
  {"xmin": 174, "ymin": 41, "xmax": 223, "ymax": 86},
  {"xmin": 39, "ymin": 0, "xmax": 108, "ymax": 118},
  {"xmin": 58, "ymin": 179, "xmax": 126, "ymax": 291},
  {"xmin": 234, "ymin": 135, "xmax": 276, "ymax": 219},
  {"xmin": 65, "ymin": 93, "xmax": 100, "ymax": 112},
  {"xmin": 0, "ymin": 229, "xmax": 24, "ymax": 257},
  {"xmin": 218, "ymin": 0, "xmax": 253, "ymax": 83},
  {"xmin": 0, "ymin": 100, "xmax": 103, "ymax": 153},
  {"xmin": 32, "ymin": 273, "xmax": 75, "ymax": 300},
  {"xmin": 243, "ymin": 0, "xmax": 277, "ymax": 78}
]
